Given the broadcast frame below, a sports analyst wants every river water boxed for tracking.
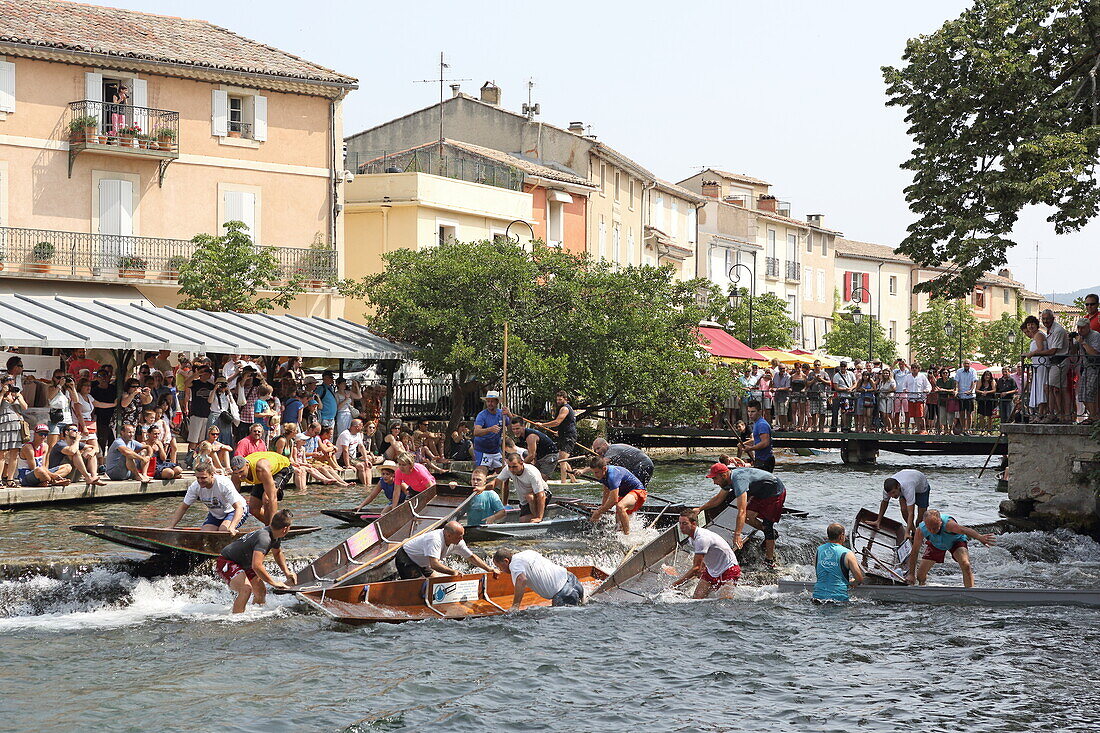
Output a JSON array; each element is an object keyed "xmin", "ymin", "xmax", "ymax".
[{"xmin": 1, "ymin": 451, "xmax": 1097, "ymax": 732}]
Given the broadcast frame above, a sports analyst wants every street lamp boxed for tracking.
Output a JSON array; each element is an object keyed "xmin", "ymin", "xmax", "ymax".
[
  {"xmin": 945, "ymin": 320, "xmax": 964, "ymax": 365},
  {"xmin": 728, "ymin": 262, "xmax": 755, "ymax": 348},
  {"xmin": 849, "ymin": 286, "xmax": 873, "ymax": 360}
]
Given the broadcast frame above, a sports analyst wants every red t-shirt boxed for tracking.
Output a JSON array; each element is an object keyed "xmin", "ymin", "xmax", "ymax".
[
  {"xmin": 1088, "ymin": 312, "xmax": 1100, "ymax": 332},
  {"xmin": 67, "ymin": 357, "xmax": 100, "ymax": 376}
]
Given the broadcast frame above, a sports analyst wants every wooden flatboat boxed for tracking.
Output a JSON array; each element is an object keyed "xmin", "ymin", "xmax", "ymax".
[
  {"xmin": 297, "ymin": 565, "xmax": 608, "ymax": 623},
  {"xmin": 281, "ymin": 484, "xmax": 475, "ymax": 593},
  {"xmin": 321, "ymin": 488, "xmax": 582, "ymax": 528},
  {"xmin": 848, "ymin": 507, "xmax": 911, "ymax": 584},
  {"xmin": 69, "ymin": 524, "xmax": 321, "ymax": 557},
  {"xmin": 463, "ymin": 503, "xmax": 592, "ymax": 541},
  {"xmin": 777, "ymin": 580, "xmax": 1100, "ymax": 608}
]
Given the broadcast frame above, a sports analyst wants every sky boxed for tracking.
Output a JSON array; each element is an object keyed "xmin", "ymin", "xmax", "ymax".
[{"xmin": 105, "ymin": 0, "xmax": 1096, "ymax": 298}]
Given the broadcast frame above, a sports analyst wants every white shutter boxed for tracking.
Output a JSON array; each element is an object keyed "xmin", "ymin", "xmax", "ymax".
[
  {"xmin": 85, "ymin": 72, "xmax": 103, "ymax": 102},
  {"xmin": 99, "ymin": 180, "xmax": 132, "ymax": 235},
  {"xmin": 653, "ymin": 193, "xmax": 664, "ymax": 231},
  {"xmin": 709, "ymin": 249, "xmax": 724, "ymax": 283},
  {"xmin": 804, "ymin": 267, "xmax": 813, "ymax": 301},
  {"xmin": 211, "ymin": 89, "xmax": 228, "ymax": 137},
  {"xmin": 223, "ymin": 191, "xmax": 257, "ymax": 239},
  {"xmin": 0, "ymin": 61, "xmax": 14, "ymax": 113},
  {"xmin": 130, "ymin": 78, "xmax": 147, "ymax": 135},
  {"xmin": 817, "ymin": 270, "xmax": 826, "ymax": 303},
  {"xmin": 252, "ymin": 95, "xmax": 268, "ymax": 141}
]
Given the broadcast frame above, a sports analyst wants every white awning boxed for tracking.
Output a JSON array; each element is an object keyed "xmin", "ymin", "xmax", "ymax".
[
  {"xmin": 0, "ymin": 295, "xmax": 412, "ymax": 359},
  {"xmin": 548, "ymin": 190, "xmax": 574, "ymax": 204}
]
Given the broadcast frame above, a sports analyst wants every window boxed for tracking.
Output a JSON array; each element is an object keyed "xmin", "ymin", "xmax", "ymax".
[
  {"xmin": 654, "ymin": 193, "xmax": 665, "ymax": 231},
  {"xmin": 816, "ymin": 269, "xmax": 826, "ymax": 303},
  {"xmin": 546, "ymin": 201, "xmax": 564, "ymax": 246},
  {"xmin": 628, "ymin": 228, "xmax": 636, "ymax": 264},
  {"xmin": 889, "ymin": 275, "xmax": 897, "ymax": 295},
  {"xmin": 598, "ymin": 216, "xmax": 607, "ymax": 259},
  {"xmin": 889, "ymin": 320, "xmax": 897, "ymax": 340},
  {"xmin": 786, "ymin": 232, "xmax": 797, "ymax": 262},
  {"xmin": 767, "ymin": 229, "xmax": 777, "ymax": 258},
  {"xmin": 974, "ymin": 287, "xmax": 986, "ymax": 309},
  {"xmin": 219, "ymin": 187, "xmax": 259, "ymax": 241},
  {"xmin": 787, "ymin": 294, "xmax": 798, "ymax": 318},
  {"xmin": 437, "ymin": 223, "xmax": 456, "ymax": 247},
  {"xmin": 807, "ymin": 233, "xmax": 813, "ymax": 254},
  {"xmin": 614, "ymin": 170, "xmax": 620, "ymax": 202},
  {"xmin": 821, "ymin": 236, "xmax": 828, "ymax": 256},
  {"xmin": 613, "ymin": 224, "xmax": 621, "ymax": 263},
  {"xmin": 804, "ymin": 266, "xmax": 813, "ymax": 301},
  {"xmin": 629, "ymin": 179, "xmax": 635, "ymax": 209},
  {"xmin": 490, "ymin": 227, "xmax": 509, "ymax": 244},
  {"xmin": 1003, "ymin": 288, "xmax": 1010, "ymax": 305},
  {"xmin": 669, "ymin": 199, "xmax": 678, "ymax": 239},
  {"xmin": 686, "ymin": 206, "xmax": 696, "ymax": 244},
  {"xmin": 600, "ymin": 163, "xmax": 606, "ymax": 195},
  {"xmin": 0, "ymin": 59, "xmax": 15, "ymax": 115},
  {"xmin": 212, "ymin": 88, "xmax": 267, "ymax": 142},
  {"xmin": 710, "ymin": 248, "xmax": 726, "ymax": 282}
]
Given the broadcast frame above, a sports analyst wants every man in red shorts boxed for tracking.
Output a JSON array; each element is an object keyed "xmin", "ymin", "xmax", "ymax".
[
  {"xmin": 216, "ymin": 508, "xmax": 297, "ymax": 613},
  {"xmin": 901, "ymin": 362, "xmax": 932, "ymax": 434},
  {"xmin": 672, "ymin": 509, "xmax": 740, "ymax": 598},
  {"xmin": 588, "ymin": 457, "xmax": 646, "ymax": 535},
  {"xmin": 906, "ymin": 508, "xmax": 994, "ymax": 587}
]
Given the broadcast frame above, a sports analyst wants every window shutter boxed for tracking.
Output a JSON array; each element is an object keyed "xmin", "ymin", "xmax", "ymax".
[
  {"xmin": 253, "ymin": 95, "xmax": 268, "ymax": 141},
  {"xmin": 843, "ymin": 271, "xmax": 852, "ymax": 301},
  {"xmin": 85, "ymin": 72, "xmax": 103, "ymax": 102},
  {"xmin": 211, "ymin": 89, "xmax": 228, "ymax": 137},
  {"xmin": 861, "ymin": 273, "xmax": 870, "ymax": 302},
  {"xmin": 130, "ymin": 78, "xmax": 148, "ymax": 135},
  {"xmin": 0, "ymin": 61, "xmax": 14, "ymax": 113}
]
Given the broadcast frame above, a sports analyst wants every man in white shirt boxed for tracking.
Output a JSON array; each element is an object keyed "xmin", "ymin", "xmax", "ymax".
[
  {"xmin": 490, "ymin": 453, "xmax": 549, "ymax": 523},
  {"xmin": 871, "ymin": 468, "xmax": 931, "ymax": 537},
  {"xmin": 394, "ymin": 521, "xmax": 497, "ymax": 579},
  {"xmin": 900, "ymin": 362, "xmax": 932, "ymax": 434},
  {"xmin": 1041, "ymin": 309, "xmax": 1071, "ymax": 421},
  {"xmin": 165, "ymin": 460, "xmax": 249, "ymax": 533},
  {"xmin": 672, "ymin": 509, "xmax": 741, "ymax": 598},
  {"xmin": 335, "ymin": 418, "xmax": 374, "ymax": 486},
  {"xmin": 493, "ymin": 547, "xmax": 584, "ymax": 608},
  {"xmin": 954, "ymin": 360, "xmax": 979, "ymax": 434}
]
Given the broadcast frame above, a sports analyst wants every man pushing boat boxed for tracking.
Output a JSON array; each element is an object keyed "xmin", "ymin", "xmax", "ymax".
[
  {"xmin": 695, "ymin": 463, "xmax": 787, "ymax": 567},
  {"xmin": 229, "ymin": 450, "xmax": 294, "ymax": 526},
  {"xmin": 394, "ymin": 521, "xmax": 498, "ymax": 579},
  {"xmin": 165, "ymin": 459, "xmax": 250, "ymax": 534},
  {"xmin": 588, "ymin": 457, "xmax": 647, "ymax": 535},
  {"xmin": 812, "ymin": 523, "xmax": 864, "ymax": 604},
  {"xmin": 906, "ymin": 509, "xmax": 995, "ymax": 588},
  {"xmin": 217, "ymin": 508, "xmax": 297, "ymax": 614},
  {"xmin": 493, "ymin": 547, "xmax": 585, "ymax": 608},
  {"xmin": 871, "ymin": 468, "xmax": 931, "ymax": 538},
  {"xmin": 671, "ymin": 509, "xmax": 741, "ymax": 598}
]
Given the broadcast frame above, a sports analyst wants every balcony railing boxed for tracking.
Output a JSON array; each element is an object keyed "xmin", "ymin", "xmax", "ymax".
[
  {"xmin": 346, "ymin": 148, "xmax": 525, "ymax": 191},
  {"xmin": 786, "ymin": 261, "xmax": 801, "ymax": 281},
  {"xmin": 0, "ymin": 227, "xmax": 336, "ymax": 290},
  {"xmin": 68, "ymin": 100, "xmax": 179, "ymax": 157},
  {"xmin": 228, "ymin": 120, "xmax": 254, "ymax": 139},
  {"xmin": 765, "ymin": 256, "xmax": 780, "ymax": 278}
]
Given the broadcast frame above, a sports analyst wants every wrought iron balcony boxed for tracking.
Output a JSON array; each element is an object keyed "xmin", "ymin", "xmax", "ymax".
[
  {"xmin": 228, "ymin": 120, "xmax": 254, "ymax": 139},
  {"xmin": 67, "ymin": 100, "xmax": 179, "ymax": 183},
  {"xmin": 765, "ymin": 256, "xmax": 780, "ymax": 278},
  {"xmin": 786, "ymin": 261, "xmax": 801, "ymax": 281},
  {"xmin": 0, "ymin": 227, "xmax": 336, "ymax": 290}
]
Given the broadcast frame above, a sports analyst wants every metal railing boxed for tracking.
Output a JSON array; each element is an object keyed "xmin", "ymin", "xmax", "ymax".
[
  {"xmin": 765, "ymin": 257, "xmax": 780, "ymax": 277},
  {"xmin": 785, "ymin": 261, "xmax": 801, "ymax": 281},
  {"xmin": 228, "ymin": 120, "xmax": 253, "ymax": 139},
  {"xmin": 346, "ymin": 148, "xmax": 525, "ymax": 191},
  {"xmin": 0, "ymin": 226, "xmax": 336, "ymax": 288},
  {"xmin": 67, "ymin": 100, "xmax": 179, "ymax": 156}
]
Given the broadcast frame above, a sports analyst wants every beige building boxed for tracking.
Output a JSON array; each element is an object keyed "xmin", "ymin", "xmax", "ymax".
[
  {"xmin": 647, "ymin": 180, "xmax": 704, "ymax": 278},
  {"xmin": 0, "ymin": 0, "xmax": 355, "ymax": 316}
]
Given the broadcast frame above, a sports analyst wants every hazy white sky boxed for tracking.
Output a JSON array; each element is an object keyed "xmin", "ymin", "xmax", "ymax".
[{"xmin": 107, "ymin": 0, "xmax": 1093, "ymax": 296}]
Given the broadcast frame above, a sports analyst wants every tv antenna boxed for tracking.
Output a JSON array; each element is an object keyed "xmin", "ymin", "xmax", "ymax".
[
  {"xmin": 414, "ymin": 52, "xmax": 471, "ymax": 171},
  {"xmin": 522, "ymin": 78, "xmax": 540, "ymax": 119},
  {"xmin": 1022, "ymin": 240, "xmax": 1053, "ymax": 298}
]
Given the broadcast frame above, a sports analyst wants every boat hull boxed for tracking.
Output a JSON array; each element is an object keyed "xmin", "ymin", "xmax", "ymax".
[
  {"xmin": 297, "ymin": 565, "xmax": 608, "ymax": 624},
  {"xmin": 70, "ymin": 524, "xmax": 321, "ymax": 557},
  {"xmin": 463, "ymin": 504, "xmax": 591, "ymax": 541},
  {"xmin": 777, "ymin": 580, "xmax": 1100, "ymax": 608}
]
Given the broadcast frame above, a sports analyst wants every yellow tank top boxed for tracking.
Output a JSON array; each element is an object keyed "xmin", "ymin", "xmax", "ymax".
[{"xmin": 244, "ymin": 451, "xmax": 291, "ymax": 482}]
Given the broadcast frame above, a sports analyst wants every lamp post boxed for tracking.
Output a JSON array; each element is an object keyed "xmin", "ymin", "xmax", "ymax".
[
  {"xmin": 728, "ymin": 262, "xmax": 755, "ymax": 348},
  {"xmin": 506, "ymin": 219, "xmax": 536, "ymax": 245},
  {"xmin": 945, "ymin": 320, "xmax": 964, "ymax": 366},
  {"xmin": 849, "ymin": 286, "xmax": 873, "ymax": 360}
]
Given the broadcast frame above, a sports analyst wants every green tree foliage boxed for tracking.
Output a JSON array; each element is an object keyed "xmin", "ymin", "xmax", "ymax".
[
  {"xmin": 177, "ymin": 221, "xmax": 303, "ymax": 313},
  {"xmin": 906, "ymin": 298, "xmax": 978, "ymax": 368},
  {"xmin": 977, "ymin": 311, "xmax": 1026, "ymax": 367},
  {"xmin": 883, "ymin": 1, "xmax": 1100, "ymax": 296},
  {"xmin": 823, "ymin": 305, "xmax": 898, "ymax": 363},
  {"xmin": 351, "ymin": 239, "xmax": 739, "ymax": 427},
  {"xmin": 724, "ymin": 289, "xmax": 798, "ymax": 349}
]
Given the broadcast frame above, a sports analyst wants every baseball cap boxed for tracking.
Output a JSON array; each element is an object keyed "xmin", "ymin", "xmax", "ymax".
[
  {"xmin": 705, "ymin": 462, "xmax": 730, "ymax": 479},
  {"xmin": 229, "ymin": 456, "xmax": 247, "ymax": 471},
  {"xmin": 34, "ymin": 423, "xmax": 49, "ymax": 433}
]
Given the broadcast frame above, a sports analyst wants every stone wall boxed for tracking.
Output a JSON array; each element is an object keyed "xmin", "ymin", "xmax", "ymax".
[{"xmin": 1002, "ymin": 424, "xmax": 1100, "ymax": 535}]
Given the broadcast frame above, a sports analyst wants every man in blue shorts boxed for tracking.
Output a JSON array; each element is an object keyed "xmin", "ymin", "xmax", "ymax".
[
  {"xmin": 165, "ymin": 459, "xmax": 250, "ymax": 533},
  {"xmin": 906, "ymin": 509, "xmax": 995, "ymax": 587},
  {"xmin": 871, "ymin": 468, "xmax": 931, "ymax": 538},
  {"xmin": 588, "ymin": 457, "xmax": 646, "ymax": 535},
  {"xmin": 472, "ymin": 391, "xmax": 509, "ymax": 470},
  {"xmin": 812, "ymin": 523, "xmax": 864, "ymax": 604}
]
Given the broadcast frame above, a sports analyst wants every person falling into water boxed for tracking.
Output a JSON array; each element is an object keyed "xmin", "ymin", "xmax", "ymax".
[
  {"xmin": 671, "ymin": 509, "xmax": 741, "ymax": 599},
  {"xmin": 812, "ymin": 523, "xmax": 864, "ymax": 604},
  {"xmin": 216, "ymin": 508, "xmax": 297, "ymax": 614},
  {"xmin": 906, "ymin": 509, "xmax": 995, "ymax": 588},
  {"xmin": 587, "ymin": 457, "xmax": 647, "ymax": 535}
]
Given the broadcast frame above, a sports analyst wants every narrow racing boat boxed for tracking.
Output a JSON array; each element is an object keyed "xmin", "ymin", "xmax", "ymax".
[
  {"xmin": 70, "ymin": 524, "xmax": 321, "ymax": 557},
  {"xmin": 463, "ymin": 502, "xmax": 591, "ymax": 541},
  {"xmin": 776, "ymin": 580, "xmax": 1100, "ymax": 608},
  {"xmin": 297, "ymin": 566, "xmax": 608, "ymax": 623}
]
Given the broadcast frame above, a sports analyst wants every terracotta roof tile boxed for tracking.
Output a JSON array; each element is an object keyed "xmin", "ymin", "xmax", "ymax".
[
  {"xmin": 708, "ymin": 168, "xmax": 771, "ymax": 186},
  {"xmin": 0, "ymin": 0, "xmax": 356, "ymax": 86},
  {"xmin": 444, "ymin": 140, "xmax": 593, "ymax": 187},
  {"xmin": 834, "ymin": 238, "xmax": 912, "ymax": 263}
]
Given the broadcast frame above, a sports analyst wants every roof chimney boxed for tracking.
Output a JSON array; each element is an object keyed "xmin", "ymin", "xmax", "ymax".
[
  {"xmin": 806, "ymin": 213, "xmax": 824, "ymax": 227},
  {"xmin": 701, "ymin": 180, "xmax": 721, "ymax": 199},
  {"xmin": 450, "ymin": 83, "xmax": 461, "ymax": 98},
  {"xmin": 757, "ymin": 194, "xmax": 777, "ymax": 213},
  {"xmin": 997, "ymin": 267, "xmax": 1013, "ymax": 279},
  {"xmin": 568, "ymin": 121, "xmax": 585, "ymax": 134},
  {"xmin": 480, "ymin": 81, "xmax": 501, "ymax": 106}
]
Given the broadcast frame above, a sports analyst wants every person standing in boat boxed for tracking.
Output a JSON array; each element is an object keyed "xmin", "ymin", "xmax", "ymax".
[
  {"xmin": 493, "ymin": 547, "xmax": 585, "ymax": 608},
  {"xmin": 472, "ymin": 391, "xmax": 510, "ymax": 470},
  {"xmin": 509, "ymin": 418, "xmax": 559, "ymax": 478},
  {"xmin": 490, "ymin": 453, "xmax": 549, "ymax": 523},
  {"xmin": 741, "ymin": 399, "xmax": 775, "ymax": 472},
  {"xmin": 533, "ymin": 391, "xmax": 578, "ymax": 483},
  {"xmin": 394, "ymin": 521, "xmax": 498, "ymax": 579},
  {"xmin": 216, "ymin": 509, "xmax": 297, "ymax": 614},
  {"xmin": 587, "ymin": 457, "xmax": 646, "ymax": 535},
  {"xmin": 671, "ymin": 510, "xmax": 741, "ymax": 599},
  {"xmin": 589, "ymin": 438, "xmax": 655, "ymax": 487},
  {"xmin": 165, "ymin": 459, "xmax": 249, "ymax": 533},
  {"xmin": 906, "ymin": 509, "xmax": 995, "ymax": 588},
  {"xmin": 812, "ymin": 523, "xmax": 864, "ymax": 604},
  {"xmin": 695, "ymin": 464, "xmax": 786, "ymax": 568},
  {"xmin": 871, "ymin": 469, "xmax": 931, "ymax": 538}
]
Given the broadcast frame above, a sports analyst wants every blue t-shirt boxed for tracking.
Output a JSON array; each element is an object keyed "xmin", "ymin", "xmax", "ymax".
[
  {"xmin": 813, "ymin": 542, "xmax": 852, "ymax": 602},
  {"xmin": 472, "ymin": 408, "xmax": 509, "ymax": 454},
  {"xmin": 466, "ymin": 490, "xmax": 506, "ymax": 526},
  {"xmin": 752, "ymin": 417, "xmax": 773, "ymax": 461},
  {"xmin": 378, "ymin": 476, "xmax": 397, "ymax": 502},
  {"xmin": 315, "ymin": 384, "xmax": 338, "ymax": 421},
  {"xmin": 106, "ymin": 438, "xmax": 143, "ymax": 474},
  {"xmin": 595, "ymin": 465, "xmax": 645, "ymax": 498},
  {"xmin": 282, "ymin": 398, "xmax": 303, "ymax": 426},
  {"xmin": 254, "ymin": 399, "xmax": 270, "ymax": 427},
  {"xmin": 919, "ymin": 513, "xmax": 967, "ymax": 551}
]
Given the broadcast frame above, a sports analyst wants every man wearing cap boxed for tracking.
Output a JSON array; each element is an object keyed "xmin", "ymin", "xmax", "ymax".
[
  {"xmin": 695, "ymin": 463, "xmax": 787, "ymax": 567},
  {"xmin": 472, "ymin": 390, "xmax": 510, "ymax": 470},
  {"xmin": 1074, "ymin": 317, "xmax": 1100, "ymax": 421},
  {"xmin": 955, "ymin": 360, "xmax": 978, "ymax": 434},
  {"xmin": 229, "ymin": 450, "xmax": 293, "ymax": 526},
  {"xmin": 18, "ymin": 424, "xmax": 73, "ymax": 487}
]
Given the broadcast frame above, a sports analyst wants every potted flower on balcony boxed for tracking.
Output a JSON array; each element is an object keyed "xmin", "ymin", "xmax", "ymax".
[
  {"xmin": 68, "ymin": 115, "xmax": 99, "ymax": 144},
  {"xmin": 164, "ymin": 255, "xmax": 189, "ymax": 281},
  {"xmin": 27, "ymin": 241, "xmax": 55, "ymax": 274},
  {"xmin": 118, "ymin": 123, "xmax": 142, "ymax": 147},
  {"xmin": 117, "ymin": 254, "xmax": 148, "ymax": 279},
  {"xmin": 155, "ymin": 127, "xmax": 176, "ymax": 151}
]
